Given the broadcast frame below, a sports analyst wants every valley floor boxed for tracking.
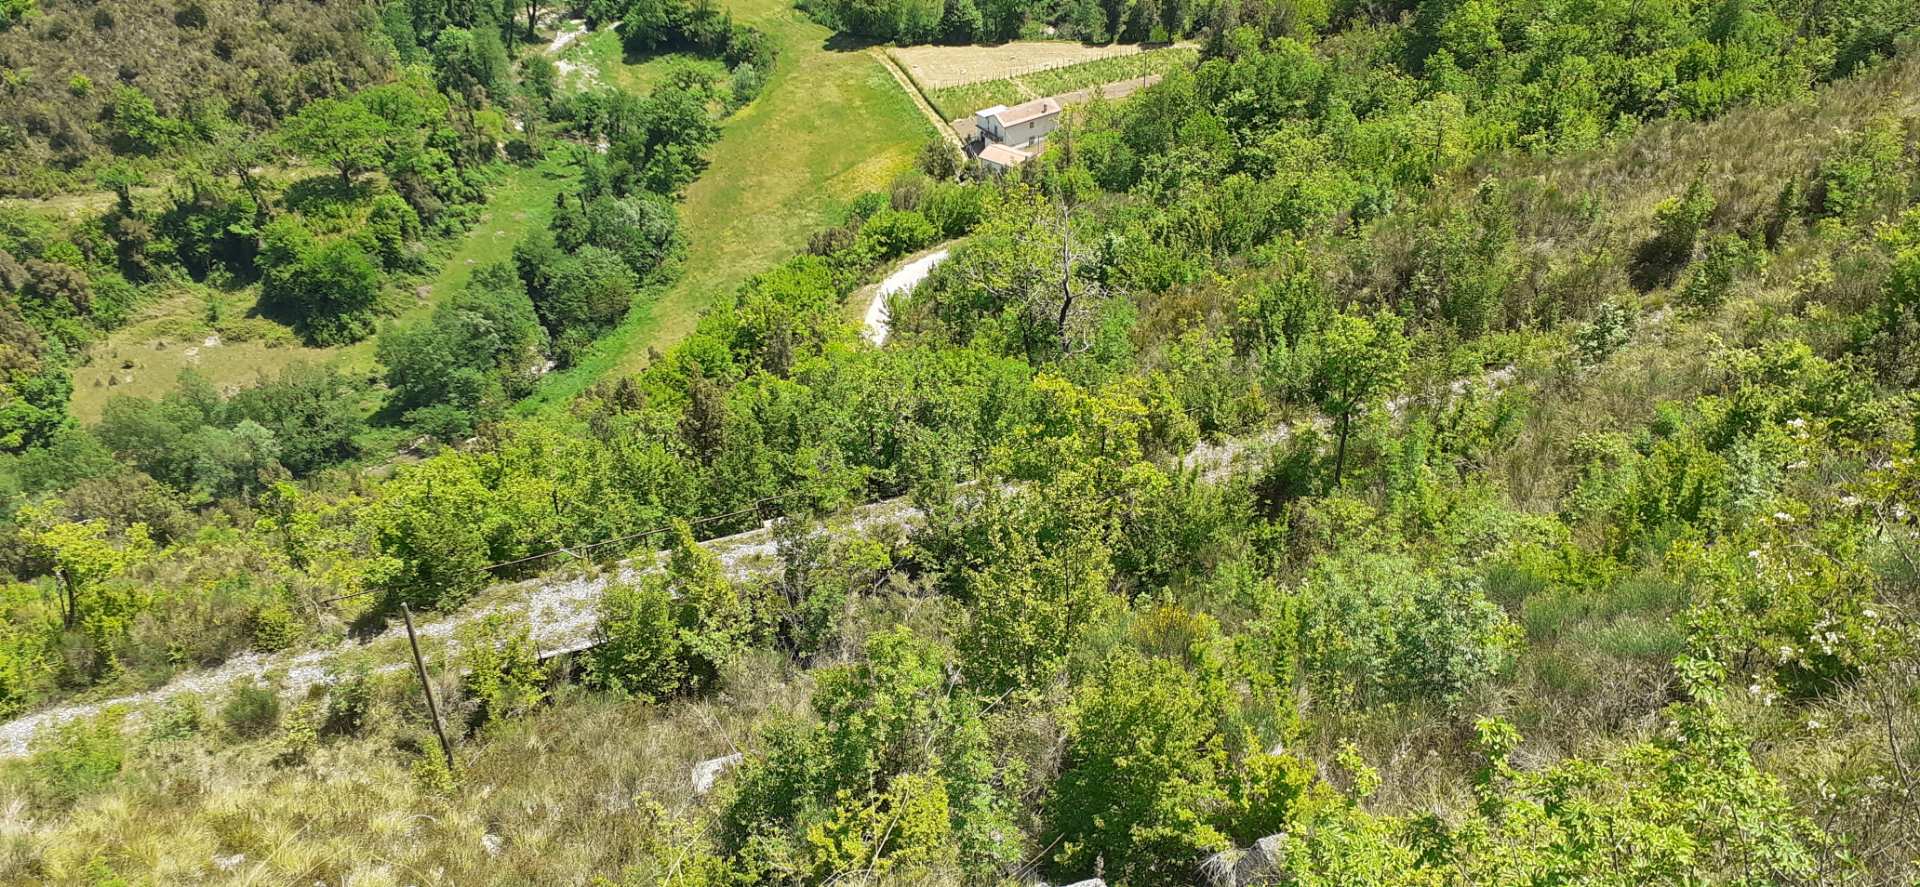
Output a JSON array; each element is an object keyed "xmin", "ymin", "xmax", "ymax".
[{"xmin": 517, "ymin": 0, "xmax": 935, "ymax": 412}]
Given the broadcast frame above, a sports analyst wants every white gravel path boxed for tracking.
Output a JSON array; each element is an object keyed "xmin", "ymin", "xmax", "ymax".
[
  {"xmin": 0, "ymin": 366, "xmax": 1516, "ymax": 757},
  {"xmin": 864, "ymin": 249, "xmax": 950, "ymax": 346},
  {"xmin": 548, "ymin": 19, "xmax": 618, "ymax": 90},
  {"xmin": 547, "ymin": 22, "xmax": 587, "ymax": 54}
]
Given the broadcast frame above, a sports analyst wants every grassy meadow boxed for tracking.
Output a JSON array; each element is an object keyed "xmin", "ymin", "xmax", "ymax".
[
  {"xmin": 66, "ymin": 156, "xmax": 578, "ymax": 423},
  {"xmin": 516, "ymin": 0, "xmax": 935, "ymax": 413}
]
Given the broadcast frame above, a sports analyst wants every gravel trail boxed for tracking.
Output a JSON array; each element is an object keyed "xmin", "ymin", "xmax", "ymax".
[
  {"xmin": 0, "ymin": 368, "xmax": 1515, "ymax": 757},
  {"xmin": 864, "ymin": 248, "xmax": 950, "ymax": 346}
]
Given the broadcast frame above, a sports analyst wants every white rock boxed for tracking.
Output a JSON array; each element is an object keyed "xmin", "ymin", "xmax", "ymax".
[
  {"xmin": 1235, "ymin": 832, "xmax": 1288, "ymax": 883},
  {"xmin": 1200, "ymin": 832, "xmax": 1288, "ymax": 886},
  {"xmin": 691, "ymin": 752, "xmax": 744, "ymax": 795},
  {"xmin": 1059, "ymin": 880, "xmax": 1107, "ymax": 887},
  {"xmin": 481, "ymin": 833, "xmax": 503, "ymax": 856},
  {"xmin": 214, "ymin": 853, "xmax": 246, "ymax": 871}
]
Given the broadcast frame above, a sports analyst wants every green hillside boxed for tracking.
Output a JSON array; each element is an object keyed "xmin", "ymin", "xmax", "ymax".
[{"xmin": 1, "ymin": 0, "xmax": 1919, "ymax": 885}]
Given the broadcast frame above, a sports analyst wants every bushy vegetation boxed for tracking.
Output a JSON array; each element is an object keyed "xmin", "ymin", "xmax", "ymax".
[
  {"xmin": 2, "ymin": 1, "xmax": 1920, "ymax": 886},
  {"xmin": 805, "ymin": 0, "xmax": 1209, "ymax": 45},
  {"xmin": 0, "ymin": 0, "xmax": 392, "ymax": 195}
]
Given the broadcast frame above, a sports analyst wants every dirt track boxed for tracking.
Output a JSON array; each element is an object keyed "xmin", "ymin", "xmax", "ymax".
[{"xmin": 0, "ymin": 364, "xmax": 1516, "ymax": 757}]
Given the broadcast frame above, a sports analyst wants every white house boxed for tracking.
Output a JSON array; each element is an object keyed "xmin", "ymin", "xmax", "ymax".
[
  {"xmin": 972, "ymin": 96, "xmax": 1062, "ymax": 173},
  {"xmin": 974, "ymin": 97, "xmax": 1062, "ymax": 150}
]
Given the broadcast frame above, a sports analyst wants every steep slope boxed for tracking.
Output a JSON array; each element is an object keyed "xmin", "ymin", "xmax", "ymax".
[{"xmin": 0, "ymin": 0, "xmax": 389, "ymax": 194}]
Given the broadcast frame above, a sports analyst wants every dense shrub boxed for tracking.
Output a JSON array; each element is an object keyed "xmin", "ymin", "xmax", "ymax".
[
  {"xmin": 379, "ymin": 262, "xmax": 546, "ymax": 433},
  {"xmin": 220, "ymin": 682, "xmax": 282, "ymax": 738},
  {"xmin": 457, "ymin": 613, "xmax": 547, "ymax": 728},
  {"xmin": 13, "ymin": 711, "xmax": 126, "ymax": 809},
  {"xmin": 258, "ymin": 219, "xmax": 385, "ymax": 346}
]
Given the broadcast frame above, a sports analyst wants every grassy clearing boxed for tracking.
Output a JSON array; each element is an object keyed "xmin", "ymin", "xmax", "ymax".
[
  {"xmin": 568, "ymin": 26, "xmax": 729, "ymax": 94},
  {"xmin": 70, "ymin": 287, "xmax": 320, "ymax": 424},
  {"xmin": 924, "ymin": 47, "xmax": 1198, "ymax": 119},
  {"xmin": 68, "ymin": 157, "xmax": 577, "ymax": 422},
  {"xmin": 516, "ymin": 0, "xmax": 934, "ymax": 412},
  {"xmin": 335, "ymin": 155, "xmax": 579, "ymax": 372}
]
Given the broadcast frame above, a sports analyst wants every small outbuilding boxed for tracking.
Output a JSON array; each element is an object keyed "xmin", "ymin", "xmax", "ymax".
[{"xmin": 977, "ymin": 142, "xmax": 1033, "ymax": 174}]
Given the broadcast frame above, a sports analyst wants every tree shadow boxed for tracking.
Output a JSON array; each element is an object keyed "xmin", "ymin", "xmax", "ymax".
[
  {"xmin": 347, "ymin": 605, "xmax": 394, "ymax": 643},
  {"xmin": 1627, "ymin": 234, "xmax": 1690, "ymax": 292},
  {"xmin": 282, "ymin": 174, "xmax": 366, "ymax": 217},
  {"xmin": 823, "ymin": 31, "xmax": 887, "ymax": 53}
]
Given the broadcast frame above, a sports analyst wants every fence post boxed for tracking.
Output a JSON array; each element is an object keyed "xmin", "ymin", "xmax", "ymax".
[{"xmin": 402, "ymin": 603, "xmax": 456, "ymax": 773}]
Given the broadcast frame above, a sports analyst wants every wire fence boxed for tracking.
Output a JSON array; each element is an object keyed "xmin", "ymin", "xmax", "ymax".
[
  {"xmin": 317, "ymin": 490, "xmax": 808, "ymax": 607},
  {"xmin": 890, "ymin": 44, "xmax": 1177, "ymax": 91}
]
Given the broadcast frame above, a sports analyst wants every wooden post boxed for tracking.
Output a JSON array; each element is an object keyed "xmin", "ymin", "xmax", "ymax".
[{"xmin": 402, "ymin": 603, "xmax": 456, "ymax": 772}]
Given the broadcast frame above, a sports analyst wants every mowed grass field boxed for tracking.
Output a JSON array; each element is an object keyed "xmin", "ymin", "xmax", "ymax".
[{"xmin": 516, "ymin": 0, "xmax": 934, "ymax": 412}]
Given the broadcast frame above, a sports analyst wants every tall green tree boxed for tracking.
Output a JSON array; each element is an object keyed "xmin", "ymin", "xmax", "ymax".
[
  {"xmin": 1312, "ymin": 311, "xmax": 1408, "ymax": 486},
  {"xmin": 279, "ymin": 98, "xmax": 392, "ymax": 190}
]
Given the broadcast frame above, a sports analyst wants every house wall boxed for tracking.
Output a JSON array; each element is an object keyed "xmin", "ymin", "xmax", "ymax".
[
  {"xmin": 1001, "ymin": 114, "xmax": 1059, "ymax": 148},
  {"xmin": 975, "ymin": 114, "xmax": 1004, "ymax": 143}
]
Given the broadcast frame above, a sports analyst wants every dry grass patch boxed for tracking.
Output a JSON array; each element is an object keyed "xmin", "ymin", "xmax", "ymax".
[
  {"xmin": 888, "ymin": 40, "xmax": 1164, "ymax": 89},
  {"xmin": 924, "ymin": 46, "xmax": 1197, "ymax": 119}
]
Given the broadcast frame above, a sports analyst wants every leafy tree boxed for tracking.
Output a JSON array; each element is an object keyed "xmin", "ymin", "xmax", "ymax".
[
  {"xmin": 378, "ymin": 263, "xmax": 545, "ymax": 429},
  {"xmin": 458, "ymin": 613, "xmax": 547, "ymax": 728},
  {"xmin": 557, "ymin": 192, "xmax": 686, "ymax": 283},
  {"xmin": 0, "ymin": 301, "xmax": 71, "ymax": 452},
  {"xmin": 722, "ymin": 627, "xmax": 1017, "ymax": 876},
  {"xmin": 19, "ymin": 505, "xmax": 155, "ymax": 679},
  {"xmin": 108, "ymin": 87, "xmax": 187, "ymax": 155},
  {"xmin": 1311, "ymin": 310, "xmax": 1407, "ymax": 486},
  {"xmin": 258, "ymin": 219, "xmax": 385, "ymax": 346},
  {"xmin": 1858, "ymin": 233, "xmax": 1920, "ymax": 386},
  {"xmin": 949, "ymin": 483, "xmax": 1114, "ymax": 698},
  {"xmin": 939, "ymin": 0, "xmax": 981, "ymax": 43},
  {"xmin": 226, "ymin": 363, "xmax": 366, "ymax": 475},
  {"xmin": 1285, "ymin": 545, "xmax": 1521, "ymax": 709},
  {"xmin": 1812, "ymin": 115, "xmax": 1908, "ymax": 224},
  {"xmin": 538, "ymin": 245, "xmax": 640, "ymax": 349},
  {"xmin": 1451, "ymin": 712, "xmax": 1831, "ymax": 883},
  {"xmin": 617, "ymin": 0, "xmax": 689, "ymax": 50},
  {"xmin": 660, "ymin": 520, "xmax": 750, "ymax": 689},
  {"xmin": 280, "ymin": 98, "xmax": 392, "ymax": 190},
  {"xmin": 578, "ymin": 520, "xmax": 757, "ymax": 698},
  {"xmin": 368, "ymin": 459, "xmax": 498, "ymax": 611},
  {"xmin": 768, "ymin": 519, "xmax": 888, "ymax": 664},
  {"xmin": 431, "ymin": 27, "xmax": 511, "ymax": 104},
  {"xmin": 607, "ymin": 83, "xmax": 720, "ymax": 197},
  {"xmin": 1051, "ymin": 648, "xmax": 1232, "ymax": 885},
  {"xmin": 857, "ymin": 209, "xmax": 936, "ymax": 260},
  {"xmin": 587, "ymin": 576, "xmax": 685, "ymax": 698}
]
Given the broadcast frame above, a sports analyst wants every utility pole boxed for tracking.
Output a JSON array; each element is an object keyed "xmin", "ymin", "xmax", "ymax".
[{"xmin": 402, "ymin": 603, "xmax": 456, "ymax": 773}]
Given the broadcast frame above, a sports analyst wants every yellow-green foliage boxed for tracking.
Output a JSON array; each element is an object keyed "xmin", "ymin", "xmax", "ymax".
[{"xmin": 457, "ymin": 613, "xmax": 548, "ymax": 728}]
